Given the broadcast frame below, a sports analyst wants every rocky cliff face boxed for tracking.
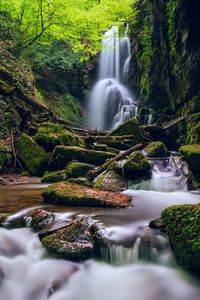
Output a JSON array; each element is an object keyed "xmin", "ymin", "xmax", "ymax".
[{"xmin": 129, "ymin": 0, "xmax": 200, "ymax": 144}]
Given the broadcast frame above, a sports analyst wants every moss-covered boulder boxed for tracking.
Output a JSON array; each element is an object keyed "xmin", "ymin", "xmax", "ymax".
[
  {"xmin": 34, "ymin": 122, "xmax": 84, "ymax": 151},
  {"xmin": 41, "ymin": 170, "xmax": 68, "ymax": 183},
  {"xmin": 40, "ymin": 216, "xmax": 95, "ymax": 261},
  {"xmin": 66, "ymin": 161, "xmax": 96, "ymax": 178},
  {"xmin": 186, "ymin": 113, "xmax": 200, "ymax": 144},
  {"xmin": 109, "ymin": 118, "xmax": 144, "ymax": 145},
  {"xmin": 124, "ymin": 151, "xmax": 151, "ymax": 179},
  {"xmin": 67, "ymin": 177, "xmax": 94, "ymax": 187},
  {"xmin": 31, "ymin": 209, "xmax": 55, "ymax": 232},
  {"xmin": 0, "ymin": 142, "xmax": 12, "ymax": 173},
  {"xmin": 161, "ymin": 204, "xmax": 200, "ymax": 272},
  {"xmin": 42, "ymin": 182, "xmax": 131, "ymax": 208},
  {"xmin": 179, "ymin": 144, "xmax": 200, "ymax": 171},
  {"xmin": 51, "ymin": 146, "xmax": 115, "ymax": 169},
  {"xmin": 17, "ymin": 133, "xmax": 47, "ymax": 175},
  {"xmin": 94, "ymin": 171, "xmax": 127, "ymax": 192},
  {"xmin": 144, "ymin": 141, "xmax": 167, "ymax": 157},
  {"xmin": 106, "ymin": 161, "xmax": 123, "ymax": 176}
]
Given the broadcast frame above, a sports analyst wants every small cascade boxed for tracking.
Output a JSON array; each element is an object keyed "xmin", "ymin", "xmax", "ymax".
[
  {"xmin": 150, "ymin": 157, "xmax": 188, "ymax": 192},
  {"xmin": 88, "ymin": 25, "xmax": 137, "ymax": 131}
]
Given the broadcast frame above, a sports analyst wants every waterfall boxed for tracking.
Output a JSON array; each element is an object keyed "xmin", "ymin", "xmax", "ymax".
[{"xmin": 88, "ymin": 25, "xmax": 137, "ymax": 131}]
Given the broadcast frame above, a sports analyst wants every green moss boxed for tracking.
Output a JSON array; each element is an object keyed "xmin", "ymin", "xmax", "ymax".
[
  {"xmin": 17, "ymin": 133, "xmax": 47, "ymax": 175},
  {"xmin": 124, "ymin": 151, "xmax": 151, "ymax": 179},
  {"xmin": 0, "ymin": 142, "xmax": 12, "ymax": 172},
  {"xmin": 34, "ymin": 122, "xmax": 84, "ymax": 151},
  {"xmin": 179, "ymin": 144, "xmax": 200, "ymax": 171},
  {"xmin": 66, "ymin": 161, "xmax": 95, "ymax": 178},
  {"xmin": 41, "ymin": 170, "xmax": 68, "ymax": 183},
  {"xmin": 109, "ymin": 118, "xmax": 144, "ymax": 145},
  {"xmin": 94, "ymin": 171, "xmax": 127, "ymax": 192},
  {"xmin": 52, "ymin": 145, "xmax": 115, "ymax": 169},
  {"xmin": 161, "ymin": 204, "xmax": 200, "ymax": 272},
  {"xmin": 106, "ymin": 161, "xmax": 123, "ymax": 176},
  {"xmin": 94, "ymin": 144, "xmax": 108, "ymax": 151},
  {"xmin": 186, "ymin": 113, "xmax": 200, "ymax": 144},
  {"xmin": 144, "ymin": 141, "xmax": 167, "ymax": 157},
  {"xmin": 67, "ymin": 177, "xmax": 94, "ymax": 187}
]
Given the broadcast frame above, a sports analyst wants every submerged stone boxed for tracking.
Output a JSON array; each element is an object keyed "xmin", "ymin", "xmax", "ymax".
[
  {"xmin": 51, "ymin": 146, "xmax": 115, "ymax": 169},
  {"xmin": 124, "ymin": 151, "xmax": 151, "ymax": 179},
  {"xmin": 17, "ymin": 133, "xmax": 47, "ymax": 175},
  {"xmin": 42, "ymin": 182, "xmax": 131, "ymax": 208},
  {"xmin": 144, "ymin": 141, "xmax": 167, "ymax": 157},
  {"xmin": 94, "ymin": 171, "xmax": 127, "ymax": 192},
  {"xmin": 34, "ymin": 122, "xmax": 85, "ymax": 151},
  {"xmin": 161, "ymin": 204, "xmax": 200, "ymax": 272}
]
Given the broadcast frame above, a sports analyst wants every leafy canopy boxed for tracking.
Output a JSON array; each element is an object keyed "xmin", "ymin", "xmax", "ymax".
[{"xmin": 0, "ymin": 0, "xmax": 135, "ymax": 56}]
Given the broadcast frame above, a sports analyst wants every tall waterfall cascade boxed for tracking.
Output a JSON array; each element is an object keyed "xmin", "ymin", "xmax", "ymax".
[{"xmin": 88, "ymin": 25, "xmax": 137, "ymax": 131}]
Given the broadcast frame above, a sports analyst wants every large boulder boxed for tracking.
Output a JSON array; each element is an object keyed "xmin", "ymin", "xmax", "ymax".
[
  {"xmin": 51, "ymin": 146, "xmax": 115, "ymax": 169},
  {"xmin": 109, "ymin": 118, "xmax": 144, "ymax": 146},
  {"xmin": 94, "ymin": 171, "xmax": 127, "ymax": 192},
  {"xmin": 42, "ymin": 182, "xmax": 131, "ymax": 208},
  {"xmin": 161, "ymin": 204, "xmax": 200, "ymax": 273},
  {"xmin": 34, "ymin": 122, "xmax": 85, "ymax": 151},
  {"xmin": 124, "ymin": 151, "xmax": 151, "ymax": 179},
  {"xmin": 41, "ymin": 170, "xmax": 69, "ymax": 183},
  {"xmin": 66, "ymin": 161, "xmax": 96, "ymax": 178},
  {"xmin": 17, "ymin": 133, "xmax": 47, "ymax": 175},
  {"xmin": 144, "ymin": 141, "xmax": 167, "ymax": 157}
]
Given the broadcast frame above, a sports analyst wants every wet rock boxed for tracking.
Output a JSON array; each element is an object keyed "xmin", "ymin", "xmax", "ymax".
[
  {"xmin": 42, "ymin": 182, "xmax": 131, "ymax": 208},
  {"xmin": 161, "ymin": 204, "xmax": 200, "ymax": 272},
  {"xmin": 149, "ymin": 217, "xmax": 165, "ymax": 232},
  {"xmin": 34, "ymin": 122, "xmax": 85, "ymax": 152},
  {"xmin": 124, "ymin": 151, "xmax": 151, "ymax": 179},
  {"xmin": 94, "ymin": 171, "xmax": 127, "ymax": 192},
  {"xmin": 17, "ymin": 133, "xmax": 47, "ymax": 176},
  {"xmin": 51, "ymin": 145, "xmax": 115, "ymax": 169},
  {"xmin": 144, "ymin": 141, "xmax": 167, "ymax": 158},
  {"xmin": 31, "ymin": 209, "xmax": 55, "ymax": 232},
  {"xmin": 66, "ymin": 161, "xmax": 96, "ymax": 178},
  {"xmin": 40, "ymin": 216, "xmax": 95, "ymax": 261},
  {"xmin": 41, "ymin": 170, "xmax": 69, "ymax": 183}
]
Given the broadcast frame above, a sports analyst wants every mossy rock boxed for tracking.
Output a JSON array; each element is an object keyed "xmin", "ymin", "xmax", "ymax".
[
  {"xmin": 94, "ymin": 144, "xmax": 108, "ymax": 151},
  {"xmin": 42, "ymin": 182, "xmax": 131, "ymax": 208},
  {"xmin": 186, "ymin": 113, "xmax": 200, "ymax": 144},
  {"xmin": 40, "ymin": 217, "xmax": 95, "ymax": 261},
  {"xmin": 94, "ymin": 171, "xmax": 127, "ymax": 192},
  {"xmin": 0, "ymin": 142, "xmax": 12, "ymax": 173},
  {"xmin": 106, "ymin": 161, "xmax": 123, "ymax": 176},
  {"xmin": 179, "ymin": 144, "xmax": 200, "ymax": 171},
  {"xmin": 144, "ymin": 141, "xmax": 167, "ymax": 157},
  {"xmin": 51, "ymin": 146, "xmax": 115, "ymax": 169},
  {"xmin": 67, "ymin": 177, "xmax": 94, "ymax": 187},
  {"xmin": 124, "ymin": 151, "xmax": 151, "ymax": 179},
  {"xmin": 66, "ymin": 161, "xmax": 96, "ymax": 178},
  {"xmin": 109, "ymin": 117, "xmax": 144, "ymax": 145},
  {"xmin": 161, "ymin": 204, "xmax": 200, "ymax": 272},
  {"xmin": 41, "ymin": 170, "xmax": 68, "ymax": 183},
  {"xmin": 17, "ymin": 133, "xmax": 47, "ymax": 175},
  {"xmin": 34, "ymin": 122, "xmax": 85, "ymax": 151}
]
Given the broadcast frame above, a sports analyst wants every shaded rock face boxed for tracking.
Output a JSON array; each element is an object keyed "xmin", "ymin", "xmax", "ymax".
[
  {"xmin": 42, "ymin": 182, "xmax": 131, "ymax": 208},
  {"xmin": 161, "ymin": 204, "xmax": 200, "ymax": 273},
  {"xmin": 94, "ymin": 171, "xmax": 127, "ymax": 192},
  {"xmin": 129, "ymin": 0, "xmax": 200, "ymax": 144}
]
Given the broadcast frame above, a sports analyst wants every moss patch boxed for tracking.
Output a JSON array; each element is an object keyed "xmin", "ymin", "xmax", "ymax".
[
  {"xmin": 66, "ymin": 161, "xmax": 95, "ymax": 178},
  {"xmin": 41, "ymin": 170, "xmax": 68, "ymax": 183},
  {"xmin": 94, "ymin": 171, "xmax": 127, "ymax": 192},
  {"xmin": 17, "ymin": 133, "xmax": 47, "ymax": 175},
  {"xmin": 124, "ymin": 151, "xmax": 151, "ymax": 179},
  {"xmin": 51, "ymin": 146, "xmax": 115, "ymax": 169},
  {"xmin": 144, "ymin": 141, "xmax": 167, "ymax": 157},
  {"xmin": 34, "ymin": 122, "xmax": 84, "ymax": 151},
  {"xmin": 162, "ymin": 204, "xmax": 200, "ymax": 272},
  {"xmin": 0, "ymin": 142, "xmax": 12, "ymax": 173},
  {"xmin": 179, "ymin": 144, "xmax": 200, "ymax": 171},
  {"xmin": 42, "ymin": 182, "xmax": 131, "ymax": 208}
]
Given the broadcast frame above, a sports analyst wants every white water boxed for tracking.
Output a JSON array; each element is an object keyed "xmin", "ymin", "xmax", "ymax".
[{"xmin": 88, "ymin": 25, "xmax": 137, "ymax": 131}]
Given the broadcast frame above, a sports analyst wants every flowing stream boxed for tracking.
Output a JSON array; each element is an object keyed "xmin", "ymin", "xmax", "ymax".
[{"xmin": 88, "ymin": 25, "xmax": 137, "ymax": 131}]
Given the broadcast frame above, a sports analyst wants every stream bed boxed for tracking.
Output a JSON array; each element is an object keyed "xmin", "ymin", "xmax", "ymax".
[{"xmin": 0, "ymin": 184, "xmax": 199, "ymax": 300}]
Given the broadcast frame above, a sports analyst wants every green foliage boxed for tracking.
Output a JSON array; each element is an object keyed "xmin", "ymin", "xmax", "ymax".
[
  {"xmin": 166, "ymin": 0, "xmax": 177, "ymax": 53},
  {"xmin": 0, "ymin": 0, "xmax": 135, "ymax": 56}
]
